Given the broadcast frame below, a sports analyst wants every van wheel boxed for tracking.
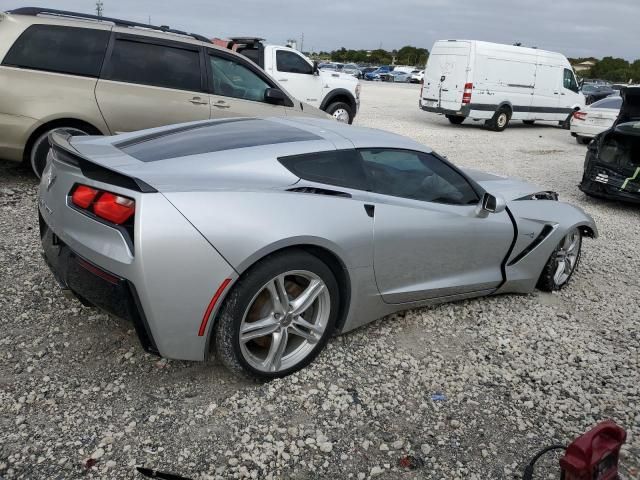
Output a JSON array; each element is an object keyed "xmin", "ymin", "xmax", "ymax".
[
  {"xmin": 446, "ymin": 115, "xmax": 465, "ymax": 125},
  {"xmin": 523, "ymin": 120, "xmax": 535, "ymax": 125},
  {"xmin": 325, "ymin": 102, "xmax": 354, "ymax": 124},
  {"xmin": 27, "ymin": 126, "xmax": 94, "ymax": 178},
  {"xmin": 487, "ymin": 107, "xmax": 511, "ymax": 132}
]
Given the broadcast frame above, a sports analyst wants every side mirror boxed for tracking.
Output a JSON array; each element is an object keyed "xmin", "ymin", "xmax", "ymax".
[
  {"xmin": 313, "ymin": 60, "xmax": 319, "ymax": 75},
  {"xmin": 264, "ymin": 88, "xmax": 286, "ymax": 105},
  {"xmin": 476, "ymin": 192, "xmax": 506, "ymax": 217}
]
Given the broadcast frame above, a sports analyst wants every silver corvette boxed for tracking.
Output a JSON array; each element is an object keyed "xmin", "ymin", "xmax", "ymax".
[{"xmin": 38, "ymin": 117, "xmax": 597, "ymax": 378}]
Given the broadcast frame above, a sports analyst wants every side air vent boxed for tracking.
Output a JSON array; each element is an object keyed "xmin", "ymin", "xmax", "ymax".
[
  {"xmin": 287, "ymin": 187, "xmax": 352, "ymax": 198},
  {"xmin": 508, "ymin": 224, "xmax": 555, "ymax": 266}
]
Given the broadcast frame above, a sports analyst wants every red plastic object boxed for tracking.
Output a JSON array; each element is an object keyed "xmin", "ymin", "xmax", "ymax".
[
  {"xmin": 560, "ymin": 420, "xmax": 626, "ymax": 480},
  {"xmin": 462, "ymin": 82, "xmax": 473, "ymax": 104},
  {"xmin": 71, "ymin": 185, "xmax": 99, "ymax": 209},
  {"xmin": 92, "ymin": 192, "xmax": 135, "ymax": 225}
]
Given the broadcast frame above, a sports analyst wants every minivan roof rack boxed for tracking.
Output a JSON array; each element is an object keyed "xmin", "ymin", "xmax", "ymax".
[{"xmin": 7, "ymin": 7, "xmax": 212, "ymax": 44}]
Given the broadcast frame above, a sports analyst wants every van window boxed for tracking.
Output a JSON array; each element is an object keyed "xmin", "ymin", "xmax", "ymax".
[
  {"xmin": 104, "ymin": 39, "xmax": 202, "ymax": 92},
  {"xmin": 276, "ymin": 50, "xmax": 313, "ymax": 74},
  {"xmin": 563, "ymin": 69, "xmax": 579, "ymax": 93},
  {"xmin": 2, "ymin": 25, "xmax": 109, "ymax": 77},
  {"xmin": 209, "ymin": 54, "xmax": 272, "ymax": 102}
]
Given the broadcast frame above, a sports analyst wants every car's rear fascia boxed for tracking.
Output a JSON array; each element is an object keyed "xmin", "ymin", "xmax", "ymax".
[{"xmin": 38, "ymin": 135, "xmax": 237, "ymax": 361}]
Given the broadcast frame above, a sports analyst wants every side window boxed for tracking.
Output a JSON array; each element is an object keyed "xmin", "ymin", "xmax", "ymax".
[
  {"xmin": 276, "ymin": 50, "xmax": 313, "ymax": 74},
  {"xmin": 360, "ymin": 149, "xmax": 479, "ymax": 205},
  {"xmin": 2, "ymin": 25, "xmax": 109, "ymax": 77},
  {"xmin": 563, "ymin": 69, "xmax": 579, "ymax": 93},
  {"xmin": 210, "ymin": 54, "xmax": 272, "ymax": 102},
  {"xmin": 105, "ymin": 39, "xmax": 201, "ymax": 91},
  {"xmin": 278, "ymin": 150, "xmax": 368, "ymax": 190}
]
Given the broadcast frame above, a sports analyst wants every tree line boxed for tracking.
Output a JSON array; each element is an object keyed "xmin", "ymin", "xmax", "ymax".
[
  {"xmin": 309, "ymin": 46, "xmax": 429, "ymax": 66},
  {"xmin": 573, "ymin": 57, "xmax": 640, "ymax": 83}
]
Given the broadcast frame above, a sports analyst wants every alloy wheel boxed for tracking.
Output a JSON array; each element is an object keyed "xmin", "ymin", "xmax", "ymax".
[
  {"xmin": 553, "ymin": 229, "xmax": 581, "ymax": 286},
  {"xmin": 239, "ymin": 270, "xmax": 330, "ymax": 373}
]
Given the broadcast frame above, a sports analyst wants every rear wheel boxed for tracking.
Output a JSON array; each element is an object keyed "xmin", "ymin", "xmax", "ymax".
[
  {"xmin": 446, "ymin": 115, "xmax": 465, "ymax": 125},
  {"xmin": 487, "ymin": 107, "xmax": 511, "ymax": 132},
  {"xmin": 537, "ymin": 228, "xmax": 582, "ymax": 291},
  {"xmin": 325, "ymin": 102, "xmax": 354, "ymax": 124},
  {"xmin": 214, "ymin": 250, "xmax": 339, "ymax": 379},
  {"xmin": 27, "ymin": 126, "xmax": 94, "ymax": 178}
]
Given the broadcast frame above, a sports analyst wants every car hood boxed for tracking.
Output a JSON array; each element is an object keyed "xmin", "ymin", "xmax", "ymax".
[
  {"xmin": 462, "ymin": 168, "xmax": 544, "ymax": 201},
  {"xmin": 614, "ymin": 86, "xmax": 640, "ymax": 126}
]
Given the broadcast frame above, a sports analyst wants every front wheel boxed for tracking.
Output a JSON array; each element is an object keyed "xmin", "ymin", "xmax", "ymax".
[
  {"xmin": 325, "ymin": 102, "xmax": 354, "ymax": 124},
  {"xmin": 28, "ymin": 126, "xmax": 92, "ymax": 178},
  {"xmin": 446, "ymin": 115, "xmax": 465, "ymax": 125},
  {"xmin": 537, "ymin": 228, "xmax": 582, "ymax": 291},
  {"xmin": 487, "ymin": 107, "xmax": 511, "ymax": 132},
  {"xmin": 214, "ymin": 250, "xmax": 339, "ymax": 379}
]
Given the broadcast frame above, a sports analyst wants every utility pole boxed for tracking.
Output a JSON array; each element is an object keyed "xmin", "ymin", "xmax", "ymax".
[
  {"xmin": 95, "ymin": 1, "xmax": 103, "ymax": 17},
  {"xmin": 300, "ymin": 32, "xmax": 304, "ymax": 52}
]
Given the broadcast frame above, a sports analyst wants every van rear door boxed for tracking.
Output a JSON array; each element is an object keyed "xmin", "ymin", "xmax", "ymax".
[{"xmin": 423, "ymin": 41, "xmax": 471, "ymax": 111}]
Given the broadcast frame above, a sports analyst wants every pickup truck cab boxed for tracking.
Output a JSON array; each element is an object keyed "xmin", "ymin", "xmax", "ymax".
[{"xmin": 213, "ymin": 38, "xmax": 360, "ymax": 123}]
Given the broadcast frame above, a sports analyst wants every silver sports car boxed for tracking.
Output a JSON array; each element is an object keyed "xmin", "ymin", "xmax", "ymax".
[{"xmin": 38, "ymin": 117, "xmax": 597, "ymax": 378}]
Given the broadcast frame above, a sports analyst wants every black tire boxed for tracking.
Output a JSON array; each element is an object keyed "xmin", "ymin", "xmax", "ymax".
[
  {"xmin": 522, "ymin": 120, "xmax": 535, "ymax": 125},
  {"xmin": 487, "ymin": 107, "xmax": 511, "ymax": 132},
  {"xmin": 576, "ymin": 136, "xmax": 592, "ymax": 145},
  {"xmin": 26, "ymin": 125, "xmax": 94, "ymax": 178},
  {"xmin": 536, "ymin": 229, "xmax": 582, "ymax": 292},
  {"xmin": 214, "ymin": 249, "xmax": 340, "ymax": 379},
  {"xmin": 446, "ymin": 115, "xmax": 465, "ymax": 125},
  {"xmin": 325, "ymin": 101, "xmax": 354, "ymax": 124}
]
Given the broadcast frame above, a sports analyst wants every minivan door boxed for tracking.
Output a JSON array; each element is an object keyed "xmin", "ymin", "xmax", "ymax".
[
  {"xmin": 271, "ymin": 48, "xmax": 323, "ymax": 107},
  {"xmin": 207, "ymin": 51, "xmax": 290, "ymax": 118},
  {"xmin": 95, "ymin": 34, "xmax": 210, "ymax": 134}
]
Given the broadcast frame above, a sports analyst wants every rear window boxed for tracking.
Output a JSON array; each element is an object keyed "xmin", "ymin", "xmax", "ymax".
[
  {"xmin": 591, "ymin": 97, "xmax": 622, "ymax": 110},
  {"xmin": 104, "ymin": 38, "xmax": 201, "ymax": 91},
  {"xmin": 118, "ymin": 119, "xmax": 321, "ymax": 162},
  {"xmin": 2, "ymin": 25, "xmax": 109, "ymax": 77}
]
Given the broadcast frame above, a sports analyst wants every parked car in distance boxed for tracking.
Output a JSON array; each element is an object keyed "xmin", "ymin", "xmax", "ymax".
[
  {"xmin": 318, "ymin": 62, "xmax": 337, "ymax": 71},
  {"xmin": 420, "ymin": 40, "xmax": 585, "ymax": 131},
  {"xmin": 581, "ymin": 84, "xmax": 616, "ymax": 104},
  {"xmin": 39, "ymin": 117, "xmax": 596, "ymax": 378},
  {"xmin": 341, "ymin": 63, "xmax": 362, "ymax": 78},
  {"xmin": 580, "ymin": 87, "xmax": 640, "ymax": 203},
  {"xmin": 365, "ymin": 65, "xmax": 394, "ymax": 81},
  {"xmin": 0, "ymin": 8, "xmax": 328, "ymax": 177},
  {"xmin": 409, "ymin": 69, "xmax": 424, "ymax": 83},
  {"xmin": 360, "ymin": 66, "xmax": 378, "ymax": 78},
  {"xmin": 216, "ymin": 38, "xmax": 361, "ymax": 124},
  {"xmin": 571, "ymin": 96, "xmax": 622, "ymax": 144},
  {"xmin": 386, "ymin": 71, "xmax": 412, "ymax": 83}
]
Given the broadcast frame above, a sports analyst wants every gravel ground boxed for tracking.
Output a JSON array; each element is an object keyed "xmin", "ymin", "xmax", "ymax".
[{"xmin": 1, "ymin": 82, "xmax": 638, "ymax": 480}]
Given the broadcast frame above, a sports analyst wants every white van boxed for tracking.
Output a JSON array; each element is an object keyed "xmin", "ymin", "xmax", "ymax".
[{"xmin": 419, "ymin": 40, "xmax": 585, "ymax": 131}]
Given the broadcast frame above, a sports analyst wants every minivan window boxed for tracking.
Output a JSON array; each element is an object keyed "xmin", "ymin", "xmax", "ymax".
[
  {"xmin": 279, "ymin": 150, "xmax": 368, "ymax": 190},
  {"xmin": 276, "ymin": 50, "xmax": 314, "ymax": 74},
  {"xmin": 360, "ymin": 149, "xmax": 479, "ymax": 205},
  {"xmin": 105, "ymin": 39, "xmax": 201, "ymax": 91},
  {"xmin": 2, "ymin": 25, "xmax": 109, "ymax": 77},
  {"xmin": 563, "ymin": 69, "xmax": 579, "ymax": 93},
  {"xmin": 210, "ymin": 54, "xmax": 272, "ymax": 102}
]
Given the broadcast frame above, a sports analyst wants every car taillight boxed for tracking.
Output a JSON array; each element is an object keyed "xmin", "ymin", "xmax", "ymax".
[
  {"xmin": 71, "ymin": 184, "xmax": 135, "ymax": 225},
  {"xmin": 462, "ymin": 82, "xmax": 473, "ymax": 104},
  {"xmin": 573, "ymin": 111, "xmax": 587, "ymax": 121}
]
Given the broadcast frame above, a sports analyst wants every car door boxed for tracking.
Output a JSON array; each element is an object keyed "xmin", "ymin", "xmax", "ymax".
[
  {"xmin": 272, "ymin": 48, "xmax": 323, "ymax": 107},
  {"xmin": 207, "ymin": 50, "xmax": 290, "ymax": 118},
  {"xmin": 95, "ymin": 34, "xmax": 210, "ymax": 134},
  {"xmin": 360, "ymin": 149, "xmax": 514, "ymax": 304}
]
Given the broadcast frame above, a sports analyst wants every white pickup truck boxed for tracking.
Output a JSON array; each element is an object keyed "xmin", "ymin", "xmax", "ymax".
[{"xmin": 213, "ymin": 38, "xmax": 361, "ymax": 123}]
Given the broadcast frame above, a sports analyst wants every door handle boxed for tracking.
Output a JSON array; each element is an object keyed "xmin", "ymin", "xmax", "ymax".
[
  {"xmin": 213, "ymin": 100, "xmax": 230, "ymax": 109},
  {"xmin": 277, "ymin": 78, "xmax": 288, "ymax": 82},
  {"xmin": 189, "ymin": 96, "xmax": 208, "ymax": 105}
]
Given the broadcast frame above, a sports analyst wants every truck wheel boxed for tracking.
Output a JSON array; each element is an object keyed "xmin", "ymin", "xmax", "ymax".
[
  {"xmin": 326, "ymin": 102, "xmax": 354, "ymax": 124},
  {"xmin": 487, "ymin": 107, "xmax": 511, "ymax": 132},
  {"xmin": 446, "ymin": 115, "xmax": 465, "ymax": 125}
]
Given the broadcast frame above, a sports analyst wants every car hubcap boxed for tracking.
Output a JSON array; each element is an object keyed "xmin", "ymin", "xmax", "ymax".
[
  {"xmin": 497, "ymin": 113, "xmax": 508, "ymax": 128},
  {"xmin": 553, "ymin": 229, "xmax": 581, "ymax": 286},
  {"xmin": 332, "ymin": 108, "xmax": 350, "ymax": 123},
  {"xmin": 239, "ymin": 270, "xmax": 330, "ymax": 373}
]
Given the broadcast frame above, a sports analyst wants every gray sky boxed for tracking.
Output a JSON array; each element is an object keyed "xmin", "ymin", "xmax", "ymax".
[{"xmin": 1, "ymin": 0, "xmax": 638, "ymax": 60}]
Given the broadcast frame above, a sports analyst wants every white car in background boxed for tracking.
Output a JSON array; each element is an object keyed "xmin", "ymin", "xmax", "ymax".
[
  {"xmin": 571, "ymin": 96, "xmax": 622, "ymax": 144},
  {"xmin": 410, "ymin": 70, "xmax": 424, "ymax": 83}
]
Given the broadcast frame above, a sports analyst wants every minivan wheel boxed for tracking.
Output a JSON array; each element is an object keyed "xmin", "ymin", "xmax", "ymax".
[
  {"xmin": 446, "ymin": 115, "xmax": 465, "ymax": 125},
  {"xmin": 326, "ymin": 102, "xmax": 354, "ymax": 124},
  {"xmin": 487, "ymin": 107, "xmax": 511, "ymax": 132},
  {"xmin": 29, "ymin": 127, "xmax": 91, "ymax": 178},
  {"xmin": 214, "ymin": 250, "xmax": 339, "ymax": 379}
]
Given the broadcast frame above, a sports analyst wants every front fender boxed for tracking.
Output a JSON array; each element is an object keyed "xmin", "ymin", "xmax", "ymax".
[{"xmin": 498, "ymin": 200, "xmax": 597, "ymax": 293}]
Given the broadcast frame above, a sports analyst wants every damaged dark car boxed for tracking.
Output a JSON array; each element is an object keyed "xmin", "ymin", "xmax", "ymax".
[{"xmin": 580, "ymin": 87, "xmax": 640, "ymax": 203}]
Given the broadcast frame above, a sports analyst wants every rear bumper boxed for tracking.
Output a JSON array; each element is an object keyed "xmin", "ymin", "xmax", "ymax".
[
  {"xmin": 420, "ymin": 102, "xmax": 471, "ymax": 117},
  {"xmin": 580, "ymin": 164, "xmax": 640, "ymax": 204},
  {"xmin": 39, "ymin": 212, "xmax": 159, "ymax": 354}
]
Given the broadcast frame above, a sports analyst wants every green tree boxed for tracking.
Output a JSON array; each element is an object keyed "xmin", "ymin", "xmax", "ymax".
[
  {"xmin": 589, "ymin": 57, "xmax": 631, "ymax": 82},
  {"xmin": 396, "ymin": 45, "xmax": 429, "ymax": 66}
]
